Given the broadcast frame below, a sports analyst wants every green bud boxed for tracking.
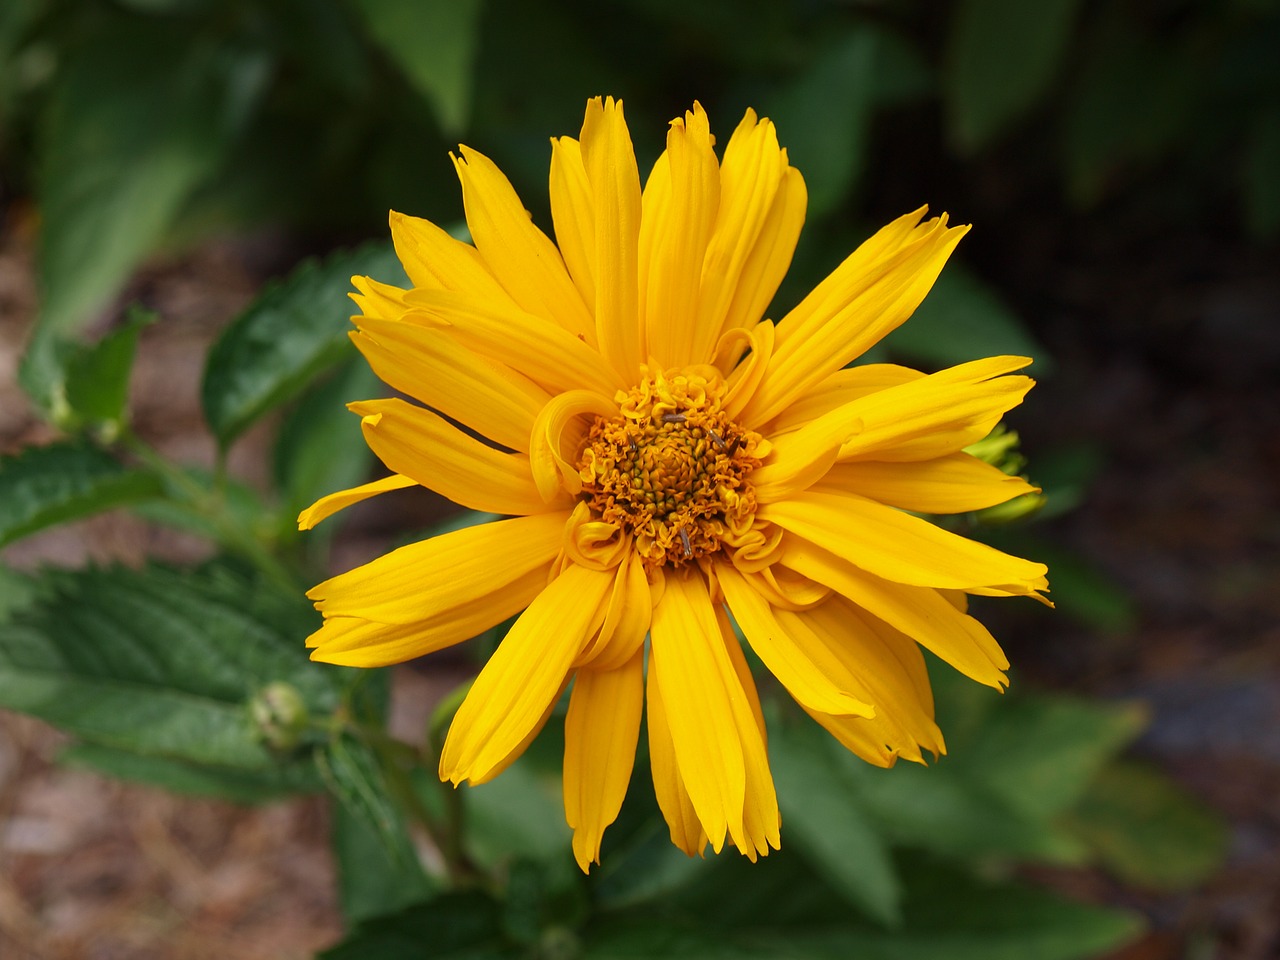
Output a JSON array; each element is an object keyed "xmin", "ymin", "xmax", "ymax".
[{"xmin": 249, "ymin": 682, "xmax": 309, "ymax": 751}]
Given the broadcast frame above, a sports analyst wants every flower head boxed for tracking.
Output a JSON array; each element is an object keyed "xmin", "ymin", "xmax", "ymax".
[{"xmin": 301, "ymin": 97, "xmax": 1048, "ymax": 872}]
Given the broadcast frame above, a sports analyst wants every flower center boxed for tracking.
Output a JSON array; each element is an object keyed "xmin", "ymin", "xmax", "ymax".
[{"xmin": 577, "ymin": 370, "xmax": 765, "ymax": 569}]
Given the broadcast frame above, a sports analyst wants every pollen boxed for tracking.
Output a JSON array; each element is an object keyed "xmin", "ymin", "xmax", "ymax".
[{"xmin": 577, "ymin": 369, "xmax": 766, "ymax": 569}]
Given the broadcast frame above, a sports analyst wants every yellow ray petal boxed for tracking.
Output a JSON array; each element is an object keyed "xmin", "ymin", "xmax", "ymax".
[
  {"xmin": 351, "ymin": 398, "xmax": 564, "ymax": 516},
  {"xmin": 764, "ymin": 364, "xmax": 924, "ymax": 436},
  {"xmin": 306, "ymin": 566, "xmax": 547, "ymax": 667},
  {"xmin": 816, "ymin": 453, "xmax": 1039, "ymax": 514},
  {"xmin": 781, "ymin": 535, "xmax": 1009, "ymax": 688},
  {"xmin": 741, "ymin": 210, "xmax": 969, "ymax": 426},
  {"xmin": 581, "ymin": 96, "xmax": 643, "ymax": 378},
  {"xmin": 642, "ymin": 104, "xmax": 721, "ymax": 367},
  {"xmin": 401, "ymin": 287, "xmax": 623, "ymax": 398},
  {"xmin": 351, "ymin": 319, "xmax": 551, "ymax": 453},
  {"xmin": 648, "ymin": 572, "xmax": 745, "ymax": 853},
  {"xmin": 564, "ymin": 649, "xmax": 644, "ymax": 872},
  {"xmin": 575, "ymin": 550, "xmax": 651, "ymax": 672},
  {"xmin": 717, "ymin": 563, "xmax": 874, "ymax": 718},
  {"xmin": 388, "ymin": 211, "xmax": 518, "ymax": 307},
  {"xmin": 440, "ymin": 562, "xmax": 614, "ymax": 784},
  {"xmin": 350, "ymin": 274, "xmax": 410, "ymax": 320},
  {"xmin": 529, "ymin": 389, "xmax": 616, "ymax": 503},
  {"xmin": 307, "ymin": 512, "xmax": 568, "ymax": 624},
  {"xmin": 761, "ymin": 490, "xmax": 1047, "ymax": 591},
  {"xmin": 298, "ymin": 474, "xmax": 416, "ymax": 531},
  {"xmin": 453, "ymin": 146, "xmax": 595, "ymax": 341},
  {"xmin": 646, "ymin": 644, "xmax": 708, "ymax": 857},
  {"xmin": 549, "ymin": 136, "xmax": 596, "ymax": 307}
]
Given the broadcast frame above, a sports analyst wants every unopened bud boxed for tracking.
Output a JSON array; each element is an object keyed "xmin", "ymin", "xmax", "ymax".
[{"xmin": 250, "ymin": 682, "xmax": 309, "ymax": 751}]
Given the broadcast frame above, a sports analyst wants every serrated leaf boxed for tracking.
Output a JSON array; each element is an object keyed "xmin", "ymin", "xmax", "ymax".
[
  {"xmin": 25, "ymin": 16, "xmax": 267, "ymax": 410},
  {"xmin": 348, "ymin": 0, "xmax": 484, "ymax": 135},
  {"xmin": 769, "ymin": 715, "xmax": 901, "ymax": 925},
  {"xmin": 201, "ymin": 241, "xmax": 405, "ymax": 447},
  {"xmin": 885, "ymin": 265, "xmax": 1051, "ymax": 372},
  {"xmin": 764, "ymin": 28, "xmax": 878, "ymax": 217},
  {"xmin": 60, "ymin": 741, "xmax": 320, "ymax": 803},
  {"xmin": 332, "ymin": 792, "xmax": 435, "ymax": 925},
  {"xmin": 272, "ymin": 355, "xmax": 380, "ymax": 530},
  {"xmin": 318, "ymin": 733, "xmax": 424, "ymax": 873},
  {"xmin": 1066, "ymin": 760, "xmax": 1228, "ymax": 891},
  {"xmin": 320, "ymin": 892, "xmax": 516, "ymax": 960},
  {"xmin": 0, "ymin": 442, "xmax": 164, "ymax": 547},
  {"xmin": 63, "ymin": 307, "xmax": 154, "ymax": 433},
  {"xmin": 944, "ymin": 0, "xmax": 1082, "ymax": 153},
  {"xmin": 0, "ymin": 561, "xmax": 336, "ymax": 768}
]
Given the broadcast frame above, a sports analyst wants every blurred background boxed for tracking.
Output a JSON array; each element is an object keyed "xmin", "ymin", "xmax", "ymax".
[{"xmin": 0, "ymin": 0, "xmax": 1277, "ymax": 958}]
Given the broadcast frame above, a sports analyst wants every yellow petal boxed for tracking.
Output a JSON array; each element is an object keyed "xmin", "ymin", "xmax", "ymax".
[
  {"xmin": 764, "ymin": 363, "xmax": 924, "ymax": 436},
  {"xmin": 306, "ymin": 568, "xmax": 544, "ymax": 667},
  {"xmin": 351, "ymin": 398, "xmax": 563, "ymax": 516},
  {"xmin": 648, "ymin": 572, "xmax": 744, "ymax": 853},
  {"xmin": 575, "ymin": 550, "xmax": 651, "ymax": 672},
  {"xmin": 549, "ymin": 136, "xmax": 596, "ymax": 307},
  {"xmin": 307, "ymin": 512, "xmax": 568, "ymax": 624},
  {"xmin": 642, "ymin": 104, "xmax": 721, "ymax": 367},
  {"xmin": 761, "ymin": 490, "xmax": 1047, "ymax": 591},
  {"xmin": 529, "ymin": 389, "xmax": 617, "ymax": 503},
  {"xmin": 388, "ymin": 211, "xmax": 518, "ymax": 307},
  {"xmin": 563, "ymin": 649, "xmax": 644, "ymax": 872},
  {"xmin": 351, "ymin": 319, "xmax": 551, "ymax": 453},
  {"xmin": 781, "ymin": 535, "xmax": 1009, "ymax": 688},
  {"xmin": 440, "ymin": 562, "xmax": 614, "ymax": 784},
  {"xmin": 816, "ymin": 453, "xmax": 1039, "ymax": 514},
  {"xmin": 717, "ymin": 563, "xmax": 874, "ymax": 718},
  {"xmin": 646, "ymin": 643, "xmax": 708, "ymax": 857},
  {"xmin": 298, "ymin": 474, "xmax": 416, "ymax": 530},
  {"xmin": 401, "ymin": 287, "xmax": 623, "ymax": 398},
  {"xmin": 453, "ymin": 146, "xmax": 595, "ymax": 341},
  {"xmin": 350, "ymin": 274, "xmax": 410, "ymax": 320},
  {"xmin": 741, "ymin": 210, "xmax": 969, "ymax": 426},
  {"xmin": 580, "ymin": 96, "xmax": 643, "ymax": 378}
]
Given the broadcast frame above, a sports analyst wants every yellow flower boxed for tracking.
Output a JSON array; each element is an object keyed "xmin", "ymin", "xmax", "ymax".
[{"xmin": 300, "ymin": 97, "xmax": 1048, "ymax": 872}]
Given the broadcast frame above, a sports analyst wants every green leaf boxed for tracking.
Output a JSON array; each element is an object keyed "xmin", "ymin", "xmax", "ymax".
[
  {"xmin": 0, "ymin": 565, "xmax": 38, "ymax": 622},
  {"xmin": 331, "ymin": 797, "xmax": 435, "ymax": 925},
  {"xmin": 884, "ymin": 265, "xmax": 1052, "ymax": 373},
  {"xmin": 944, "ymin": 0, "xmax": 1082, "ymax": 153},
  {"xmin": 1066, "ymin": 760, "xmax": 1228, "ymax": 891},
  {"xmin": 320, "ymin": 892, "xmax": 517, "ymax": 960},
  {"xmin": 201, "ymin": 241, "xmax": 405, "ymax": 447},
  {"xmin": 769, "ymin": 715, "xmax": 901, "ymax": 925},
  {"xmin": 318, "ymin": 733, "xmax": 425, "ymax": 873},
  {"xmin": 60, "ymin": 741, "xmax": 320, "ymax": 803},
  {"xmin": 347, "ymin": 0, "xmax": 485, "ymax": 135},
  {"xmin": 63, "ymin": 307, "xmax": 154, "ymax": 435},
  {"xmin": 272, "ymin": 355, "xmax": 381, "ymax": 531},
  {"xmin": 764, "ymin": 28, "xmax": 878, "ymax": 217},
  {"xmin": 0, "ymin": 560, "xmax": 337, "ymax": 769},
  {"xmin": 0, "ymin": 441, "xmax": 163, "ymax": 547},
  {"xmin": 463, "ymin": 730, "xmax": 573, "ymax": 867},
  {"xmin": 25, "ymin": 16, "xmax": 267, "ymax": 408},
  {"xmin": 1243, "ymin": 109, "xmax": 1280, "ymax": 237}
]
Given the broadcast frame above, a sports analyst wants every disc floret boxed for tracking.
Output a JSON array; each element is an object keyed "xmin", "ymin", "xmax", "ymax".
[{"xmin": 578, "ymin": 369, "xmax": 766, "ymax": 569}]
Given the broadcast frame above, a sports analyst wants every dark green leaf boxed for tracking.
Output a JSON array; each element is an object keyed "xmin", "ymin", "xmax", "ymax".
[
  {"xmin": 60, "ymin": 741, "xmax": 321, "ymax": 803},
  {"xmin": 320, "ymin": 892, "xmax": 517, "ymax": 960},
  {"xmin": 1066, "ymin": 760, "xmax": 1228, "ymax": 891},
  {"xmin": 0, "ymin": 441, "xmax": 163, "ymax": 547},
  {"xmin": 26, "ymin": 16, "xmax": 267, "ymax": 408},
  {"xmin": 0, "ymin": 565, "xmax": 38, "ymax": 622},
  {"xmin": 0, "ymin": 561, "xmax": 336, "ymax": 768},
  {"xmin": 201, "ymin": 241, "xmax": 405, "ymax": 447},
  {"xmin": 944, "ymin": 0, "xmax": 1082, "ymax": 152},
  {"xmin": 764, "ymin": 29, "xmax": 878, "ymax": 218},
  {"xmin": 347, "ymin": 0, "xmax": 485, "ymax": 135},
  {"xmin": 63, "ymin": 307, "xmax": 154, "ymax": 433},
  {"xmin": 885, "ymin": 265, "xmax": 1052, "ymax": 373},
  {"xmin": 318, "ymin": 733, "xmax": 425, "ymax": 872},
  {"xmin": 272, "ymin": 355, "xmax": 380, "ymax": 530},
  {"xmin": 464, "ymin": 738, "xmax": 572, "ymax": 867},
  {"xmin": 331, "ymin": 798, "xmax": 435, "ymax": 925},
  {"xmin": 769, "ymin": 715, "xmax": 901, "ymax": 925}
]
